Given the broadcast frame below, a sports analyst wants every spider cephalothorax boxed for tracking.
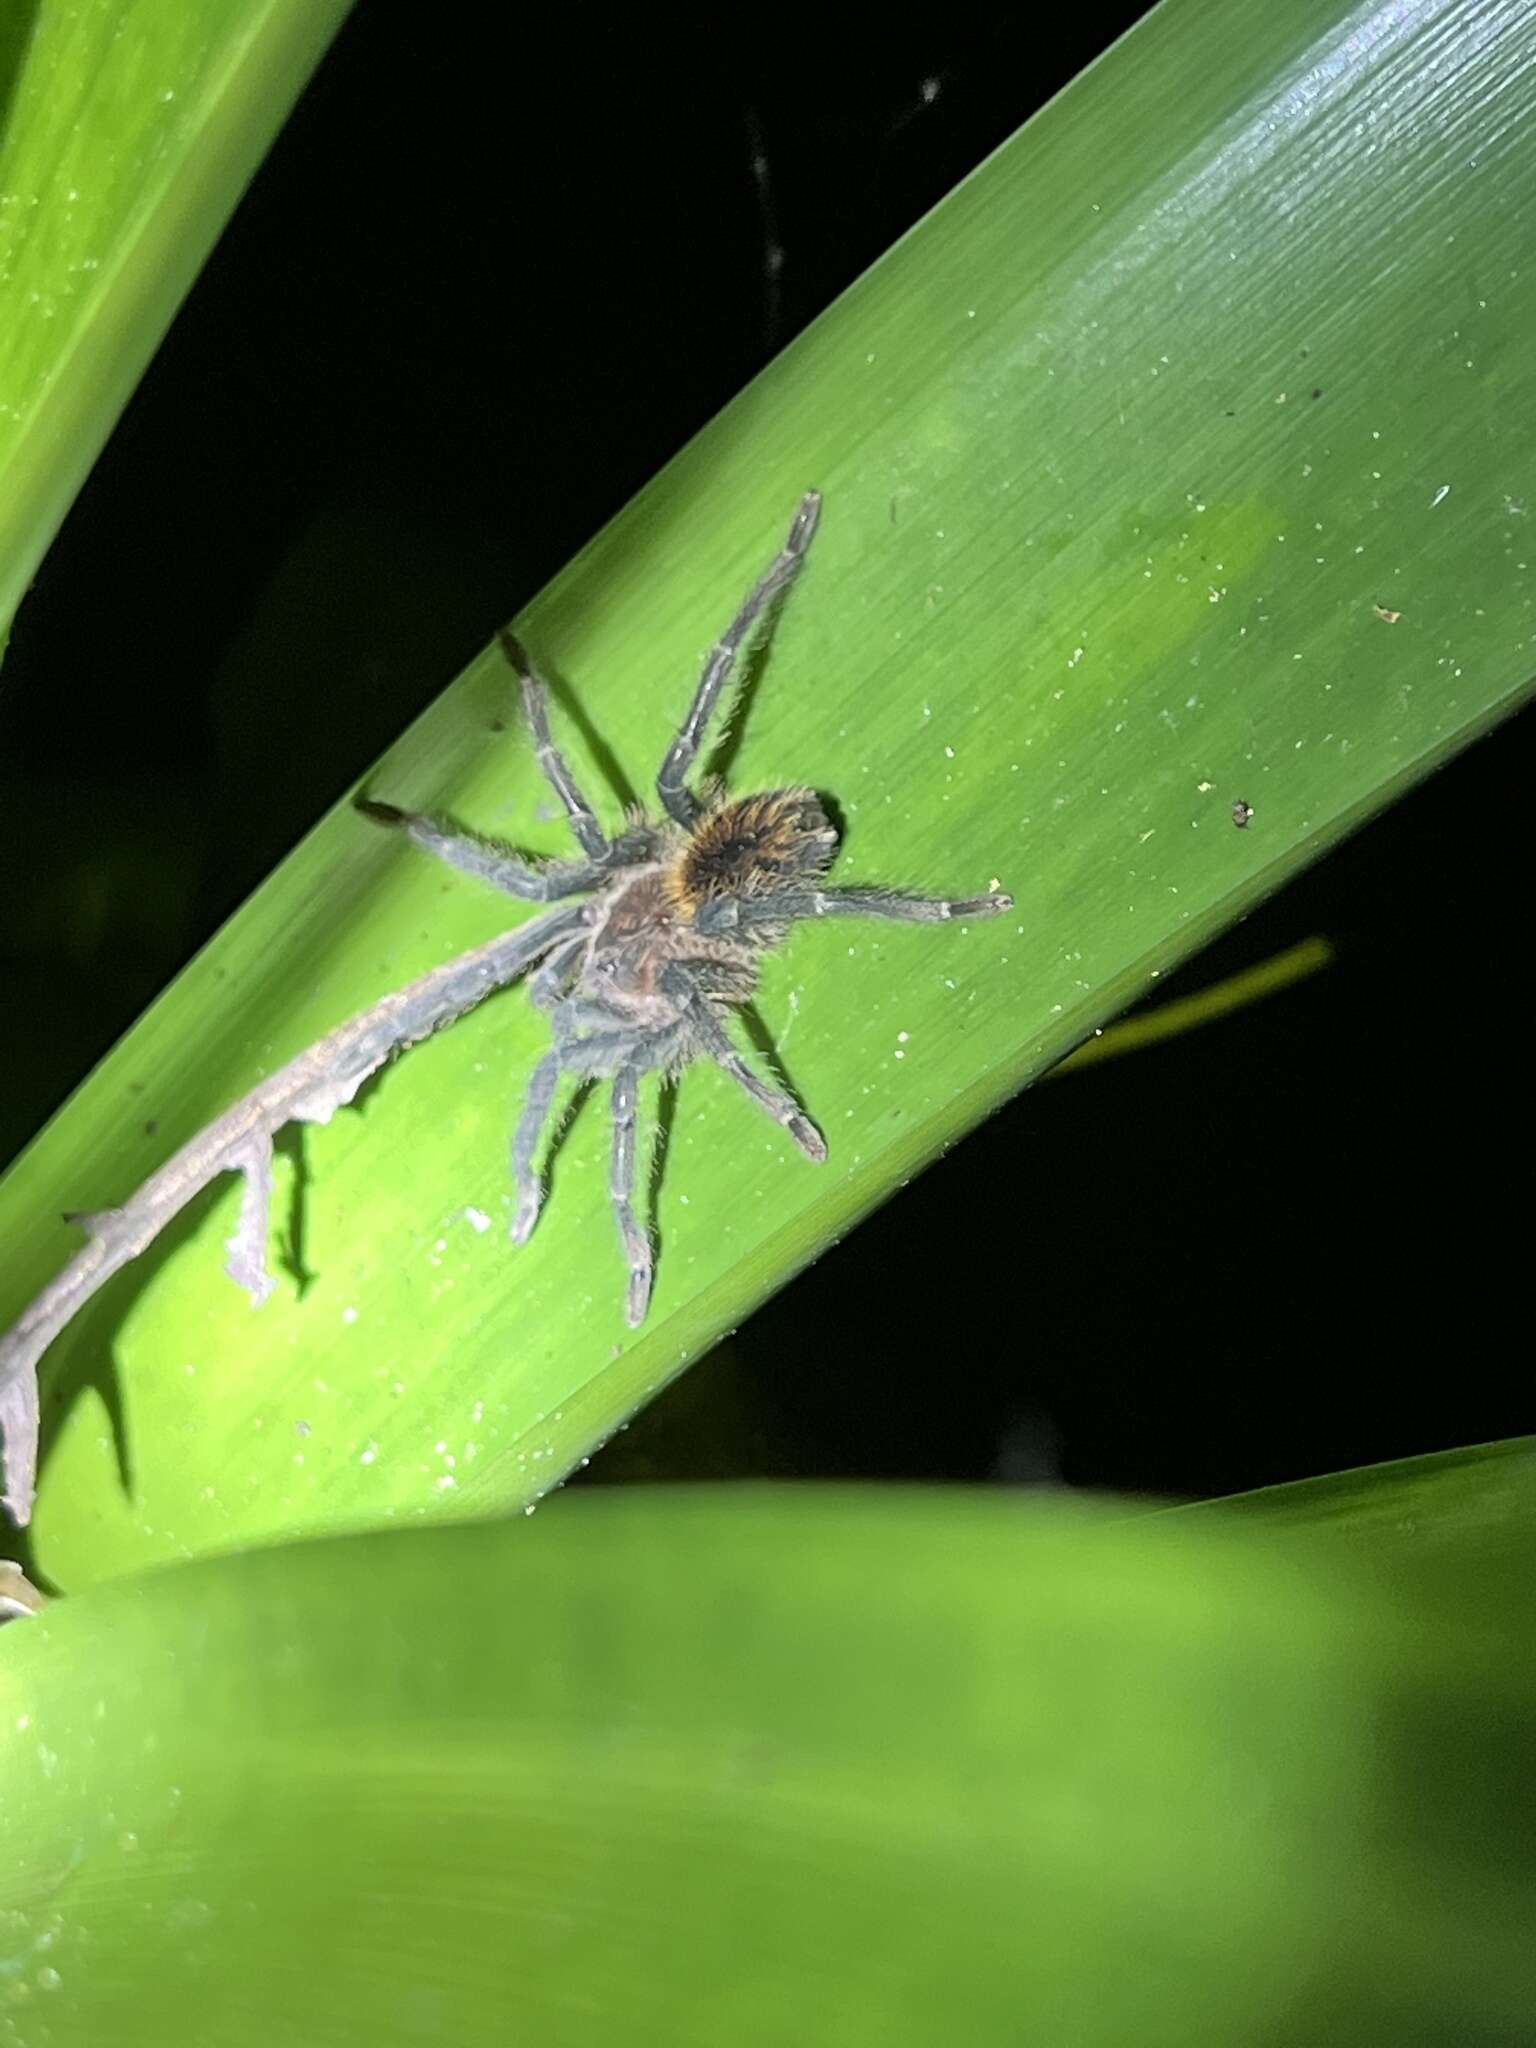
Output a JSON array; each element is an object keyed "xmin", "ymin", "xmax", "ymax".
[
  {"xmin": 0, "ymin": 491, "xmax": 1012, "ymax": 1524},
  {"xmin": 361, "ymin": 490, "xmax": 1011, "ymax": 1324}
]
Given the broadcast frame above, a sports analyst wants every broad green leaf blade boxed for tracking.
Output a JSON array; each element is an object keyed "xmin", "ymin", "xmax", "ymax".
[
  {"xmin": 7, "ymin": 0, "xmax": 1536, "ymax": 1580},
  {"xmin": 3, "ymin": 1484, "xmax": 1533, "ymax": 2047},
  {"xmin": 1182, "ymin": 1434, "xmax": 1536, "ymax": 1610},
  {"xmin": 0, "ymin": 0, "xmax": 353, "ymax": 635},
  {"xmin": 1196, "ymin": 1433, "xmax": 1536, "ymax": 1540}
]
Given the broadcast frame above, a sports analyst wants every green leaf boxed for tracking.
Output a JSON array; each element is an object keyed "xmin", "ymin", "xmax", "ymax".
[
  {"xmin": 6, "ymin": 0, "xmax": 1536, "ymax": 1580},
  {"xmin": 3, "ymin": 1476, "xmax": 1533, "ymax": 2045},
  {"xmin": 0, "ymin": 0, "xmax": 353, "ymax": 636},
  {"xmin": 1178, "ymin": 1433, "xmax": 1536, "ymax": 1614}
]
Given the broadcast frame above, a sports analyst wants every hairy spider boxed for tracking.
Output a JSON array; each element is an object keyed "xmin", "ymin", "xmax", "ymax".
[
  {"xmin": 0, "ymin": 490, "xmax": 1011, "ymax": 1525},
  {"xmin": 361, "ymin": 489, "xmax": 1011, "ymax": 1325}
]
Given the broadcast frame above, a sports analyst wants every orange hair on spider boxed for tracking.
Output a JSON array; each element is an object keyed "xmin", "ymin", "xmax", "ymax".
[{"xmin": 665, "ymin": 788, "xmax": 838, "ymax": 919}]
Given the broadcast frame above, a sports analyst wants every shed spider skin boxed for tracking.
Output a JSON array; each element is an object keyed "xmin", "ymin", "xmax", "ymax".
[{"xmin": 0, "ymin": 492, "xmax": 1010, "ymax": 1526}]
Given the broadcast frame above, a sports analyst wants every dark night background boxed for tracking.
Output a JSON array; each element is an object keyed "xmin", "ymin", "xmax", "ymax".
[{"xmin": 0, "ymin": 8, "xmax": 1527, "ymax": 1505}]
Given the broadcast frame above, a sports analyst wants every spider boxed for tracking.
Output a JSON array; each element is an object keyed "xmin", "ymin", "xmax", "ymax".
[{"xmin": 360, "ymin": 489, "xmax": 1012, "ymax": 1325}]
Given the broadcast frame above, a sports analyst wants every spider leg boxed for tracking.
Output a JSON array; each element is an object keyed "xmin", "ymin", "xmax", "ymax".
[
  {"xmin": 510, "ymin": 1050, "xmax": 563, "ymax": 1243},
  {"xmin": 358, "ymin": 801, "xmax": 603, "ymax": 901},
  {"xmin": 738, "ymin": 883, "xmax": 1014, "ymax": 928},
  {"xmin": 497, "ymin": 630, "xmax": 610, "ymax": 861},
  {"xmin": 656, "ymin": 490, "xmax": 821, "ymax": 829},
  {"xmin": 609, "ymin": 1067, "xmax": 654, "ymax": 1326},
  {"xmin": 527, "ymin": 934, "xmax": 586, "ymax": 1012},
  {"xmin": 683, "ymin": 992, "xmax": 826, "ymax": 1161}
]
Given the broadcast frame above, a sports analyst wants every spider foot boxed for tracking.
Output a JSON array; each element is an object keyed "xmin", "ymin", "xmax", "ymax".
[
  {"xmin": 625, "ymin": 1253, "xmax": 654, "ymax": 1328},
  {"xmin": 510, "ymin": 1187, "xmax": 543, "ymax": 1245},
  {"xmin": 787, "ymin": 1113, "xmax": 828, "ymax": 1163}
]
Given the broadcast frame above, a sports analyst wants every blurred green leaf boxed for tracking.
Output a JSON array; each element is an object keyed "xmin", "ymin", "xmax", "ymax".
[
  {"xmin": 1180, "ymin": 1433, "xmax": 1536, "ymax": 1617},
  {"xmin": 3, "ymin": 1471, "xmax": 1533, "ymax": 2046},
  {"xmin": 6, "ymin": 0, "xmax": 1536, "ymax": 1582}
]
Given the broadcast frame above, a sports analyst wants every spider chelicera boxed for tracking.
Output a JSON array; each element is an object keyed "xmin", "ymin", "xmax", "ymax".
[{"xmin": 361, "ymin": 489, "xmax": 1013, "ymax": 1324}]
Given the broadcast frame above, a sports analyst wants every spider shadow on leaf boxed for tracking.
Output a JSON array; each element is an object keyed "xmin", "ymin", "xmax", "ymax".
[
  {"xmin": 484, "ymin": 549, "xmax": 788, "ymax": 834},
  {"xmin": 0, "ymin": 1, "xmax": 43, "ymax": 159},
  {"xmin": 534, "ymin": 1073, "xmax": 598, "ymax": 1226},
  {"xmin": 637, "ymin": 1003, "xmax": 809, "ymax": 1293},
  {"xmin": 35, "ymin": 1173, "xmax": 229, "ymax": 1542},
  {"xmin": 697, "ymin": 576, "xmax": 798, "ymax": 795},
  {"xmin": 736, "ymin": 998, "xmax": 811, "ymax": 1122},
  {"xmin": 518, "ymin": 659, "xmax": 641, "ymax": 821},
  {"xmin": 274, "ymin": 1122, "xmax": 316, "ymax": 1298}
]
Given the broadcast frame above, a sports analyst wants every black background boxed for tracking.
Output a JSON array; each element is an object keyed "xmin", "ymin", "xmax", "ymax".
[{"xmin": 0, "ymin": 8, "xmax": 1528, "ymax": 1504}]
